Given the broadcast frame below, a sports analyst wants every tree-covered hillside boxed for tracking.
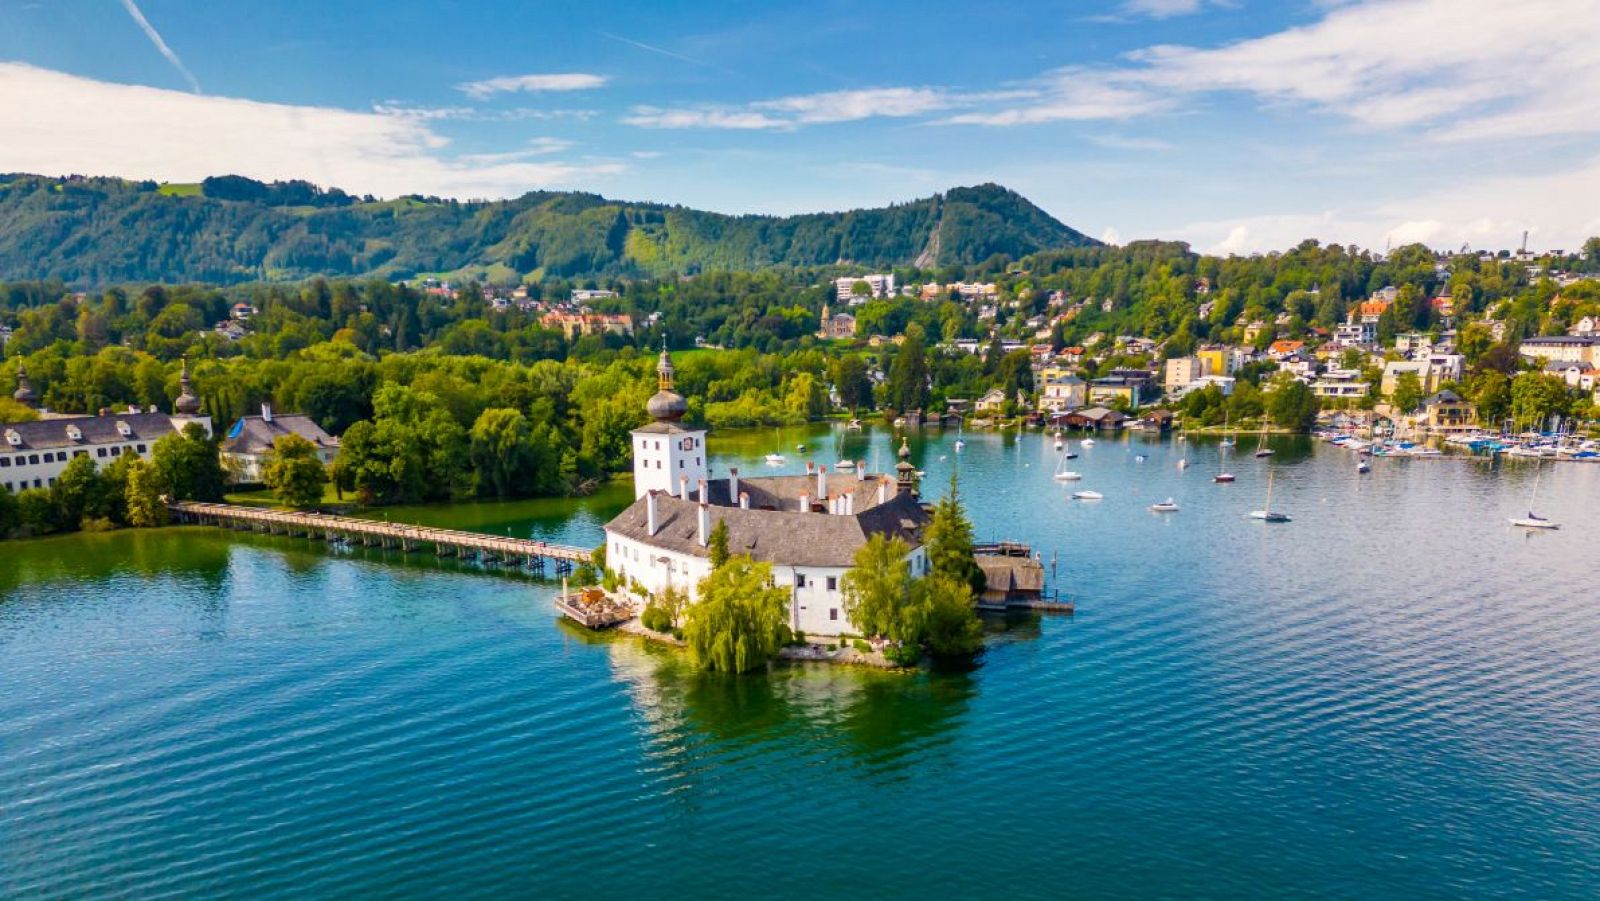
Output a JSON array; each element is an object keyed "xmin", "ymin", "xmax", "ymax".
[{"xmin": 0, "ymin": 174, "xmax": 1096, "ymax": 287}]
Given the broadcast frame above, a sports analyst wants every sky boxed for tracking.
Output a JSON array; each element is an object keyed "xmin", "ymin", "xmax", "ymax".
[{"xmin": 2, "ymin": 0, "xmax": 1598, "ymax": 255}]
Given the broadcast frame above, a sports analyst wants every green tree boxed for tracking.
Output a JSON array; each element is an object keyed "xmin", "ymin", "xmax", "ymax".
[
  {"xmin": 918, "ymin": 574, "xmax": 983, "ymax": 659},
  {"xmin": 1266, "ymin": 375, "xmax": 1319, "ymax": 431},
  {"xmin": 469, "ymin": 407, "xmax": 536, "ymax": 498},
  {"xmin": 682, "ymin": 556, "xmax": 790, "ymax": 673},
  {"xmin": 707, "ymin": 518, "xmax": 730, "ymax": 569},
  {"xmin": 124, "ymin": 458, "xmax": 169, "ymax": 527},
  {"xmin": 886, "ymin": 323, "xmax": 931, "ymax": 413},
  {"xmin": 262, "ymin": 433, "xmax": 328, "ymax": 508},
  {"xmin": 0, "ymin": 484, "xmax": 18, "ymax": 538},
  {"xmin": 1510, "ymin": 372, "xmax": 1571, "ymax": 428},
  {"xmin": 53, "ymin": 453, "xmax": 108, "ymax": 527},
  {"xmin": 14, "ymin": 488, "xmax": 59, "ymax": 536},
  {"xmin": 924, "ymin": 473, "xmax": 987, "ymax": 596},
  {"xmin": 150, "ymin": 422, "xmax": 226, "ymax": 502},
  {"xmin": 841, "ymin": 534, "xmax": 921, "ymax": 644},
  {"xmin": 1390, "ymin": 371, "xmax": 1425, "ymax": 414},
  {"xmin": 830, "ymin": 355, "xmax": 874, "ymax": 412}
]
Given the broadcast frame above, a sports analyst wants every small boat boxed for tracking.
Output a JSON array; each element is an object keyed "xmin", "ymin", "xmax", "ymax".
[
  {"xmin": 1219, "ymin": 437, "xmax": 1236, "ymax": 449},
  {"xmin": 1135, "ymin": 454, "xmax": 1147, "ymax": 463},
  {"xmin": 1054, "ymin": 438, "xmax": 1064, "ymax": 450},
  {"xmin": 1254, "ymin": 448, "xmax": 1274, "ymax": 458},
  {"xmin": 1253, "ymin": 422, "xmax": 1273, "ymax": 457},
  {"xmin": 796, "ymin": 443, "xmax": 807, "ymax": 453},
  {"xmin": 1356, "ymin": 459, "xmax": 1370, "ymax": 474},
  {"xmin": 1081, "ymin": 438, "xmax": 1096, "ymax": 448},
  {"xmin": 1071, "ymin": 490, "xmax": 1103, "ymax": 500},
  {"xmin": 845, "ymin": 419, "xmax": 863, "ymax": 431},
  {"xmin": 1510, "ymin": 460, "xmax": 1558, "ymax": 529},
  {"xmin": 764, "ymin": 453, "xmax": 786, "ymax": 465},
  {"xmin": 1149, "ymin": 498, "xmax": 1179, "ymax": 513},
  {"xmin": 954, "ymin": 439, "xmax": 966, "ymax": 453},
  {"xmin": 1249, "ymin": 472, "xmax": 1290, "ymax": 522},
  {"xmin": 1178, "ymin": 458, "xmax": 1189, "ymax": 470},
  {"xmin": 1214, "ymin": 473, "xmax": 1236, "ymax": 483},
  {"xmin": 1054, "ymin": 469, "xmax": 1083, "ymax": 482}
]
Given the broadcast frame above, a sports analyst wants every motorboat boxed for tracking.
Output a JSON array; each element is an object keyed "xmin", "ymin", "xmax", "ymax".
[
  {"xmin": 1149, "ymin": 498, "xmax": 1180, "ymax": 513},
  {"xmin": 764, "ymin": 453, "xmax": 786, "ymax": 465},
  {"xmin": 954, "ymin": 439, "xmax": 966, "ymax": 452},
  {"xmin": 1054, "ymin": 469, "xmax": 1083, "ymax": 482},
  {"xmin": 1214, "ymin": 473, "xmax": 1236, "ymax": 483},
  {"xmin": 1135, "ymin": 454, "xmax": 1147, "ymax": 463},
  {"xmin": 1071, "ymin": 490, "xmax": 1103, "ymax": 500},
  {"xmin": 834, "ymin": 460, "xmax": 856, "ymax": 471},
  {"xmin": 1357, "ymin": 459, "xmax": 1370, "ymax": 474},
  {"xmin": 1080, "ymin": 438, "xmax": 1096, "ymax": 448}
]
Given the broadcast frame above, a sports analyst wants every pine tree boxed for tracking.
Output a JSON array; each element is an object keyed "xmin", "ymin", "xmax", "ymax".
[{"xmin": 924, "ymin": 473, "xmax": 987, "ymax": 597}]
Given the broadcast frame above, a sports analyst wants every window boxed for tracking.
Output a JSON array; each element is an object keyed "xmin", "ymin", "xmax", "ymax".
[
  {"xmin": 678, "ymin": 460, "xmax": 683, "ymax": 469},
  {"xmin": 826, "ymin": 576, "xmax": 837, "ymax": 591},
  {"xmin": 136, "ymin": 444, "xmax": 146, "ymax": 453},
  {"xmin": 96, "ymin": 448, "xmax": 107, "ymax": 458},
  {"xmin": 110, "ymin": 446, "xmax": 122, "ymax": 457},
  {"xmin": 0, "ymin": 457, "xmax": 8, "ymax": 467},
  {"xmin": 47, "ymin": 478, "xmax": 56, "ymax": 488},
  {"xmin": 794, "ymin": 574, "xmax": 806, "ymax": 588},
  {"xmin": 28, "ymin": 454, "xmax": 39, "ymax": 465},
  {"xmin": 829, "ymin": 608, "xmax": 839, "ymax": 621}
]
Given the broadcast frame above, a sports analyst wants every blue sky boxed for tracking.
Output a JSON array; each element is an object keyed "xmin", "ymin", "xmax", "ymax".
[{"xmin": 2, "ymin": 0, "xmax": 1598, "ymax": 253}]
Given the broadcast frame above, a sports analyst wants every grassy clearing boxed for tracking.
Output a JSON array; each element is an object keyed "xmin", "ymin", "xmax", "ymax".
[{"xmin": 158, "ymin": 183, "xmax": 203, "ymax": 197}]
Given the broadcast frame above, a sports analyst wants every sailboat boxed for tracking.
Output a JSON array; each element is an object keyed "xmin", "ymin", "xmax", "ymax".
[
  {"xmin": 1509, "ymin": 460, "xmax": 1559, "ymax": 530},
  {"xmin": 1053, "ymin": 430, "xmax": 1065, "ymax": 450},
  {"xmin": 1249, "ymin": 471, "xmax": 1290, "ymax": 522},
  {"xmin": 1053, "ymin": 454, "xmax": 1082, "ymax": 481},
  {"xmin": 1253, "ymin": 419, "xmax": 1274, "ymax": 458},
  {"xmin": 1214, "ymin": 442, "xmax": 1236, "ymax": 482},
  {"xmin": 1219, "ymin": 412, "xmax": 1236, "ymax": 449},
  {"xmin": 764, "ymin": 428, "xmax": 786, "ymax": 465}
]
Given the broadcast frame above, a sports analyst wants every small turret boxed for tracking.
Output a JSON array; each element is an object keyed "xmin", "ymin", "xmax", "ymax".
[
  {"xmin": 174, "ymin": 358, "xmax": 200, "ymax": 415},
  {"xmin": 12, "ymin": 360, "xmax": 36, "ymax": 408},
  {"xmin": 645, "ymin": 341, "xmax": 688, "ymax": 422},
  {"xmin": 895, "ymin": 437, "xmax": 917, "ymax": 496}
]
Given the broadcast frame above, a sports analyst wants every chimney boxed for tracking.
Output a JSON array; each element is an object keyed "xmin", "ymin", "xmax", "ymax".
[
  {"xmin": 261, "ymin": 403, "xmax": 273, "ymax": 423},
  {"xmin": 805, "ymin": 461, "xmax": 815, "ymax": 476},
  {"xmin": 855, "ymin": 460, "xmax": 865, "ymax": 481},
  {"xmin": 876, "ymin": 478, "xmax": 888, "ymax": 505},
  {"xmin": 729, "ymin": 467, "xmax": 740, "ymax": 502},
  {"xmin": 845, "ymin": 493, "xmax": 854, "ymax": 516},
  {"xmin": 739, "ymin": 491, "xmax": 750, "ymax": 510},
  {"xmin": 698, "ymin": 503, "xmax": 710, "ymax": 547},
  {"xmin": 799, "ymin": 492, "xmax": 811, "ymax": 513},
  {"xmin": 817, "ymin": 465, "xmax": 827, "ymax": 500},
  {"xmin": 698, "ymin": 478, "xmax": 708, "ymax": 502},
  {"xmin": 679, "ymin": 474, "xmax": 689, "ymax": 499},
  {"xmin": 647, "ymin": 490, "xmax": 660, "ymax": 536}
]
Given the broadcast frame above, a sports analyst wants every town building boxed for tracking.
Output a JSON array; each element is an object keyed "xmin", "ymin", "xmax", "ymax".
[
  {"xmin": 571, "ymin": 289, "xmax": 618, "ymax": 303},
  {"xmin": 1519, "ymin": 335, "xmax": 1599, "ymax": 365},
  {"xmin": 220, "ymin": 404, "xmax": 339, "ymax": 483},
  {"xmin": 540, "ymin": 311, "xmax": 635, "ymax": 340},
  {"xmin": 1310, "ymin": 369, "xmax": 1370, "ymax": 401},
  {"xmin": 816, "ymin": 304, "xmax": 857, "ymax": 340},
  {"xmin": 1416, "ymin": 390, "xmax": 1477, "ymax": 433},
  {"xmin": 834, "ymin": 274, "xmax": 895, "ymax": 304},
  {"xmin": 1, "ymin": 361, "xmax": 211, "ymax": 494},
  {"xmin": 1381, "ymin": 360, "xmax": 1439, "ymax": 397},
  {"xmin": 1164, "ymin": 356, "xmax": 1203, "ymax": 393},
  {"xmin": 602, "ymin": 348, "xmax": 930, "ymax": 638},
  {"xmin": 1037, "ymin": 369, "xmax": 1087, "ymax": 413}
]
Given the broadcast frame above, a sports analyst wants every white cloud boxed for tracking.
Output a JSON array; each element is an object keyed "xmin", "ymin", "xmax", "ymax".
[
  {"xmin": 754, "ymin": 87, "xmax": 953, "ymax": 123},
  {"xmin": 1086, "ymin": 134, "xmax": 1175, "ymax": 151},
  {"xmin": 0, "ymin": 63, "xmax": 622, "ymax": 199},
  {"xmin": 622, "ymin": 105, "xmax": 790, "ymax": 130},
  {"xmin": 1120, "ymin": 0, "xmax": 1205, "ymax": 18},
  {"xmin": 456, "ymin": 72, "xmax": 607, "ymax": 100},
  {"xmin": 1163, "ymin": 155, "xmax": 1600, "ymax": 254}
]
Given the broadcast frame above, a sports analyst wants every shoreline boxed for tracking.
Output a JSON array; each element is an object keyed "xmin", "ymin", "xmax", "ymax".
[{"xmin": 615, "ymin": 617, "xmax": 899, "ymax": 670}]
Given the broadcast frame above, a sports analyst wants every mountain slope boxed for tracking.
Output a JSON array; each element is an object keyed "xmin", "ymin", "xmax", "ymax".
[{"xmin": 0, "ymin": 174, "xmax": 1096, "ymax": 285}]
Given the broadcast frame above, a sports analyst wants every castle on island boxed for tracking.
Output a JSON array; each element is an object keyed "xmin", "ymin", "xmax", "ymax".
[{"xmin": 603, "ymin": 348, "xmax": 930, "ymax": 637}]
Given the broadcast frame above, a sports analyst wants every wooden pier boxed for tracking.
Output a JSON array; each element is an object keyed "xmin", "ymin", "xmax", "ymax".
[{"xmin": 170, "ymin": 501, "xmax": 590, "ymax": 572}]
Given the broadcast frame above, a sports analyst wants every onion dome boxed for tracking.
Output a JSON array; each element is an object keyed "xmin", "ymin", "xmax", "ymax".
[
  {"xmin": 647, "ymin": 344, "xmax": 687, "ymax": 422},
  {"xmin": 174, "ymin": 358, "xmax": 200, "ymax": 415},
  {"xmin": 12, "ymin": 361, "xmax": 36, "ymax": 407}
]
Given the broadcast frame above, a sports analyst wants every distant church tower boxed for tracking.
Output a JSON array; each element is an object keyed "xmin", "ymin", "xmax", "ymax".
[{"xmin": 632, "ymin": 345, "xmax": 707, "ymax": 500}]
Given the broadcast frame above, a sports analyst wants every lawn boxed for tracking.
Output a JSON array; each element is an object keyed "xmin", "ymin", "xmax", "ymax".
[
  {"xmin": 224, "ymin": 481, "xmax": 350, "ymax": 509},
  {"xmin": 157, "ymin": 182, "xmax": 203, "ymax": 197}
]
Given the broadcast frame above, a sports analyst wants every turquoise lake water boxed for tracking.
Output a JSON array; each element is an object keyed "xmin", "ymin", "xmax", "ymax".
[{"xmin": 3, "ymin": 426, "xmax": 1598, "ymax": 898}]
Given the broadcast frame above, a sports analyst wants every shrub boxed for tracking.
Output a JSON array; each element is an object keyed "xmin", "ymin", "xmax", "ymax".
[
  {"xmin": 852, "ymin": 639, "xmax": 871, "ymax": 653},
  {"xmin": 640, "ymin": 605, "xmax": 672, "ymax": 633},
  {"xmin": 79, "ymin": 516, "xmax": 118, "ymax": 533},
  {"xmin": 792, "ymin": 629, "xmax": 807, "ymax": 646},
  {"xmin": 884, "ymin": 642, "xmax": 923, "ymax": 667}
]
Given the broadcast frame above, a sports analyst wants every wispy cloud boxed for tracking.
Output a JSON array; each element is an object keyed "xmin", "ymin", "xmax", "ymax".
[
  {"xmin": 374, "ymin": 103, "xmax": 597, "ymax": 122},
  {"xmin": 117, "ymin": 0, "xmax": 199, "ymax": 93},
  {"xmin": 1087, "ymin": 134, "xmax": 1175, "ymax": 151},
  {"xmin": 598, "ymin": 31, "xmax": 718, "ymax": 69},
  {"xmin": 623, "ymin": 105, "xmax": 789, "ymax": 130},
  {"xmin": 0, "ymin": 63, "xmax": 622, "ymax": 198},
  {"xmin": 456, "ymin": 73, "xmax": 607, "ymax": 100},
  {"xmin": 1120, "ymin": 0, "xmax": 1207, "ymax": 18},
  {"xmin": 625, "ymin": 86, "xmax": 983, "ymax": 130}
]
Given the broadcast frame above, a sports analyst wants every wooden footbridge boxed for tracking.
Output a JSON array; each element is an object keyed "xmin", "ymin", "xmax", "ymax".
[{"xmin": 170, "ymin": 501, "xmax": 591, "ymax": 575}]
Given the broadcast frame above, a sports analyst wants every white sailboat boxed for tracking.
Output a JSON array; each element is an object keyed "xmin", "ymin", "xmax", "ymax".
[
  {"xmin": 764, "ymin": 428, "xmax": 786, "ymax": 465},
  {"xmin": 1219, "ymin": 412, "xmax": 1236, "ymax": 449},
  {"xmin": 1249, "ymin": 471, "xmax": 1290, "ymax": 522},
  {"xmin": 1053, "ymin": 454, "xmax": 1081, "ymax": 481},
  {"xmin": 1149, "ymin": 498, "xmax": 1179, "ymax": 513},
  {"xmin": 1253, "ymin": 420, "xmax": 1274, "ymax": 458},
  {"xmin": 1072, "ymin": 489, "xmax": 1103, "ymax": 500},
  {"xmin": 1509, "ymin": 460, "xmax": 1559, "ymax": 530}
]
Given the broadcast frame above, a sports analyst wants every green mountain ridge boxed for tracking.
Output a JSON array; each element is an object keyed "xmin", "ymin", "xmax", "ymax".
[{"xmin": 0, "ymin": 174, "xmax": 1096, "ymax": 287}]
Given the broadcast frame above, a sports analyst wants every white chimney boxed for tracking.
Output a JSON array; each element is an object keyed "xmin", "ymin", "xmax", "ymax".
[
  {"xmin": 261, "ymin": 403, "xmax": 273, "ymax": 423},
  {"xmin": 698, "ymin": 478, "xmax": 708, "ymax": 502},
  {"xmin": 729, "ymin": 467, "xmax": 740, "ymax": 501},
  {"xmin": 739, "ymin": 491, "xmax": 750, "ymax": 510},
  {"xmin": 855, "ymin": 460, "xmax": 865, "ymax": 481},
  {"xmin": 647, "ymin": 490, "xmax": 660, "ymax": 536},
  {"xmin": 679, "ymin": 474, "xmax": 689, "ymax": 499},
  {"xmin": 845, "ymin": 494, "xmax": 854, "ymax": 516},
  {"xmin": 799, "ymin": 492, "xmax": 811, "ymax": 513},
  {"xmin": 805, "ymin": 461, "xmax": 815, "ymax": 475},
  {"xmin": 876, "ymin": 479, "xmax": 888, "ymax": 505},
  {"xmin": 817, "ymin": 465, "xmax": 827, "ymax": 500},
  {"xmin": 698, "ymin": 503, "xmax": 710, "ymax": 546}
]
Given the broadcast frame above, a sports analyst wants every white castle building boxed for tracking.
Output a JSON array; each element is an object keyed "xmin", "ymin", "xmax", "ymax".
[
  {"xmin": 602, "ymin": 348, "xmax": 930, "ymax": 637},
  {"xmin": 2, "ymin": 360, "xmax": 212, "ymax": 494}
]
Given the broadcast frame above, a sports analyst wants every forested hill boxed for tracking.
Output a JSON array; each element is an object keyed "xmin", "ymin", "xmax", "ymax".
[{"xmin": 0, "ymin": 174, "xmax": 1096, "ymax": 287}]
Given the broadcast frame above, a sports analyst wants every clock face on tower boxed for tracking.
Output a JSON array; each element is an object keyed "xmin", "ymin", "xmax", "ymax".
[{"xmin": 679, "ymin": 437, "xmax": 695, "ymax": 451}]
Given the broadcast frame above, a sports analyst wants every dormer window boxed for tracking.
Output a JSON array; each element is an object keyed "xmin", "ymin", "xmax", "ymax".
[
  {"xmin": 116, "ymin": 421, "xmax": 132, "ymax": 437},
  {"xmin": 66, "ymin": 424, "xmax": 83, "ymax": 441},
  {"xmin": 4, "ymin": 429, "xmax": 19, "ymax": 447}
]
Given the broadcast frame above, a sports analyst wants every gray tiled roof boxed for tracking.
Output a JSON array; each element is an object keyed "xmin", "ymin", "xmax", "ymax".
[
  {"xmin": 222, "ymin": 414, "xmax": 337, "ymax": 456},
  {"xmin": 606, "ymin": 480, "xmax": 929, "ymax": 568},
  {"xmin": 2, "ymin": 411, "xmax": 178, "ymax": 451}
]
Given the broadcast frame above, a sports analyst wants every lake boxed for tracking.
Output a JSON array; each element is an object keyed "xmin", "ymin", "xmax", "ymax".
[{"xmin": 3, "ymin": 425, "xmax": 1598, "ymax": 898}]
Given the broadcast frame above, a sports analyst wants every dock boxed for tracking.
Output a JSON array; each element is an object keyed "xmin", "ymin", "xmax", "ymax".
[
  {"xmin": 170, "ymin": 501, "xmax": 591, "ymax": 575},
  {"xmin": 554, "ymin": 588, "xmax": 636, "ymax": 629},
  {"xmin": 973, "ymin": 540, "xmax": 1074, "ymax": 614}
]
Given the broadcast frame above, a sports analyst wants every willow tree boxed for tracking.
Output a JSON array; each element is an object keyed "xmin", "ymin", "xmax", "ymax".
[
  {"xmin": 841, "ymin": 534, "xmax": 922, "ymax": 644},
  {"xmin": 683, "ymin": 555, "xmax": 790, "ymax": 673}
]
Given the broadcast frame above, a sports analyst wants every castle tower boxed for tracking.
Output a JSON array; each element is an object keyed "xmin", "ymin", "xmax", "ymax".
[
  {"xmin": 631, "ymin": 345, "xmax": 707, "ymax": 500},
  {"xmin": 895, "ymin": 437, "xmax": 918, "ymax": 496},
  {"xmin": 168, "ymin": 357, "xmax": 213, "ymax": 436}
]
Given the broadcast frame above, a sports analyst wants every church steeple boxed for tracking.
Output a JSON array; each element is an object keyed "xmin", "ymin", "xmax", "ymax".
[
  {"xmin": 12, "ymin": 360, "xmax": 36, "ymax": 408},
  {"xmin": 646, "ymin": 341, "xmax": 687, "ymax": 422},
  {"xmin": 174, "ymin": 357, "xmax": 200, "ymax": 415}
]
